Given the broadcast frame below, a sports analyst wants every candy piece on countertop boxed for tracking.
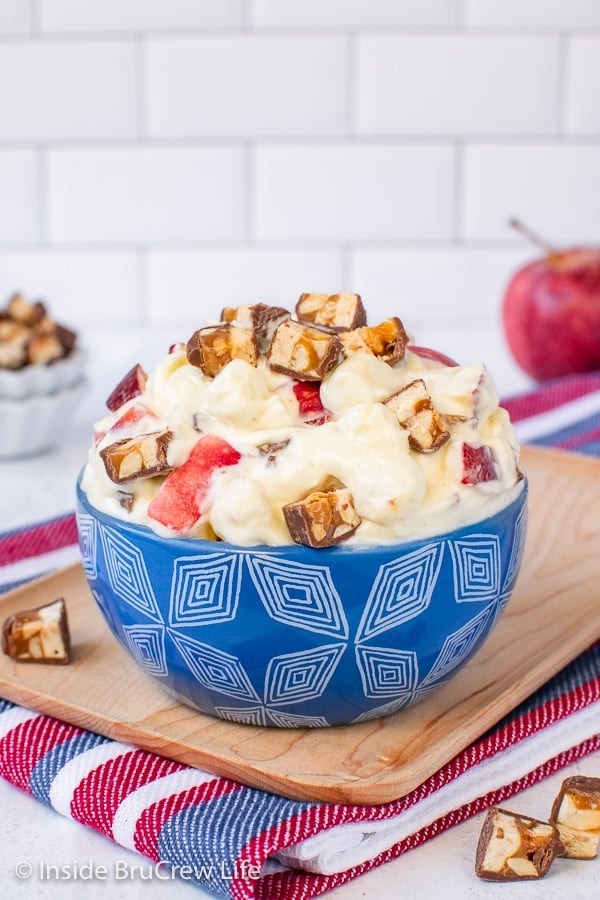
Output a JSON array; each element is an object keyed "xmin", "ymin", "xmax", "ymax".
[
  {"xmin": 106, "ymin": 364, "xmax": 148, "ymax": 412},
  {"xmin": 549, "ymin": 775, "xmax": 600, "ymax": 859},
  {"xmin": 461, "ymin": 443, "xmax": 498, "ymax": 485},
  {"xmin": 475, "ymin": 807, "xmax": 564, "ymax": 881},
  {"xmin": 148, "ymin": 434, "xmax": 242, "ymax": 532},
  {"xmin": 283, "ymin": 486, "xmax": 360, "ymax": 548},
  {"xmin": 186, "ymin": 324, "xmax": 259, "ymax": 377},
  {"xmin": 100, "ymin": 429, "xmax": 173, "ymax": 484},
  {"xmin": 295, "ymin": 292, "xmax": 366, "ymax": 332},
  {"xmin": 292, "ymin": 381, "xmax": 332, "ymax": 425},
  {"xmin": 2, "ymin": 598, "xmax": 71, "ymax": 665},
  {"xmin": 268, "ymin": 319, "xmax": 343, "ymax": 382},
  {"xmin": 340, "ymin": 317, "xmax": 409, "ymax": 365},
  {"xmin": 384, "ymin": 378, "xmax": 450, "ymax": 453}
]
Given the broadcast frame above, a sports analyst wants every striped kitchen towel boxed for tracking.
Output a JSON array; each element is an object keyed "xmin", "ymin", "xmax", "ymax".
[{"xmin": 0, "ymin": 371, "xmax": 599, "ymax": 899}]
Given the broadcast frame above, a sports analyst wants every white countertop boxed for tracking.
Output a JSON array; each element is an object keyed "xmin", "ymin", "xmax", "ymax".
[{"xmin": 1, "ymin": 326, "xmax": 598, "ymax": 899}]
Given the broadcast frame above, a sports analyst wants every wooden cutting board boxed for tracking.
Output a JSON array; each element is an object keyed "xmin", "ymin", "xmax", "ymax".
[{"xmin": 1, "ymin": 445, "xmax": 599, "ymax": 805}]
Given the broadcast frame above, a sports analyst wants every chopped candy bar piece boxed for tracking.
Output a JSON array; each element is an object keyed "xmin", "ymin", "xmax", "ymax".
[
  {"xmin": 461, "ymin": 443, "xmax": 498, "ymax": 485},
  {"xmin": 384, "ymin": 378, "xmax": 450, "ymax": 453},
  {"xmin": 258, "ymin": 438, "xmax": 290, "ymax": 466},
  {"xmin": 221, "ymin": 303, "xmax": 290, "ymax": 350},
  {"xmin": 340, "ymin": 317, "xmax": 409, "ymax": 365},
  {"xmin": 0, "ymin": 319, "xmax": 28, "ymax": 368},
  {"xmin": 292, "ymin": 381, "xmax": 332, "ymax": 425},
  {"xmin": 295, "ymin": 292, "xmax": 366, "ymax": 332},
  {"xmin": 475, "ymin": 807, "xmax": 564, "ymax": 881},
  {"xmin": 100, "ymin": 429, "xmax": 173, "ymax": 484},
  {"xmin": 117, "ymin": 490, "xmax": 135, "ymax": 512},
  {"xmin": 6, "ymin": 293, "xmax": 46, "ymax": 327},
  {"xmin": 283, "ymin": 486, "xmax": 360, "ymax": 548},
  {"xmin": 268, "ymin": 319, "xmax": 343, "ymax": 382},
  {"xmin": 26, "ymin": 330, "xmax": 65, "ymax": 365},
  {"xmin": 0, "ymin": 293, "xmax": 78, "ymax": 370},
  {"xmin": 148, "ymin": 434, "xmax": 241, "ymax": 533},
  {"xmin": 187, "ymin": 324, "xmax": 258, "ymax": 377},
  {"xmin": 2, "ymin": 598, "xmax": 70, "ymax": 665},
  {"xmin": 549, "ymin": 776, "xmax": 600, "ymax": 859},
  {"xmin": 106, "ymin": 364, "xmax": 148, "ymax": 412}
]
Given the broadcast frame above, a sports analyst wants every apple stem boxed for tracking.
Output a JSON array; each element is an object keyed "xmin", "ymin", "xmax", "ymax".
[{"xmin": 508, "ymin": 218, "xmax": 556, "ymax": 254}]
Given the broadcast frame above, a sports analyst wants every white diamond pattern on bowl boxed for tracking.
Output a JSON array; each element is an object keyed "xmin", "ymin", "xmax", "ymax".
[
  {"xmin": 449, "ymin": 534, "xmax": 501, "ymax": 603},
  {"xmin": 355, "ymin": 543, "xmax": 445, "ymax": 643},
  {"xmin": 355, "ymin": 646, "xmax": 419, "ymax": 698},
  {"xmin": 246, "ymin": 554, "xmax": 349, "ymax": 639},
  {"xmin": 123, "ymin": 624, "xmax": 168, "ymax": 677},
  {"xmin": 264, "ymin": 643, "xmax": 346, "ymax": 705},
  {"xmin": 168, "ymin": 632, "xmax": 261, "ymax": 702},
  {"xmin": 99, "ymin": 525, "xmax": 162, "ymax": 622},
  {"xmin": 420, "ymin": 602, "xmax": 497, "ymax": 687},
  {"xmin": 169, "ymin": 553, "xmax": 242, "ymax": 627},
  {"xmin": 503, "ymin": 502, "xmax": 528, "ymax": 591},
  {"xmin": 77, "ymin": 513, "xmax": 98, "ymax": 579}
]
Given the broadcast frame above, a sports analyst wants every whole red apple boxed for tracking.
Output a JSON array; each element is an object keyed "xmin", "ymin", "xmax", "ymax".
[{"xmin": 502, "ymin": 220, "xmax": 600, "ymax": 381}]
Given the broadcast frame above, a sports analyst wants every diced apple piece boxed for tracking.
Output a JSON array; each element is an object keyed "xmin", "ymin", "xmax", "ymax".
[
  {"xmin": 461, "ymin": 443, "xmax": 498, "ymax": 485},
  {"xmin": 106, "ymin": 364, "xmax": 148, "ymax": 412},
  {"xmin": 292, "ymin": 381, "xmax": 332, "ymax": 425},
  {"xmin": 148, "ymin": 434, "xmax": 241, "ymax": 532}
]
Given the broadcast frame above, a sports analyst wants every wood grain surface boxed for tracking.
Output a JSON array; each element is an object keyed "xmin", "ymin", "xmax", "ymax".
[{"xmin": 1, "ymin": 445, "xmax": 599, "ymax": 804}]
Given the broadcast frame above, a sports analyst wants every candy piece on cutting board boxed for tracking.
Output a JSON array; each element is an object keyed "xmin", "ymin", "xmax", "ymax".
[{"xmin": 148, "ymin": 434, "xmax": 241, "ymax": 532}]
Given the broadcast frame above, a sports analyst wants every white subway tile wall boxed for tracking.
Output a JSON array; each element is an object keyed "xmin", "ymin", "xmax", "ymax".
[{"xmin": 0, "ymin": 0, "xmax": 598, "ymax": 397}]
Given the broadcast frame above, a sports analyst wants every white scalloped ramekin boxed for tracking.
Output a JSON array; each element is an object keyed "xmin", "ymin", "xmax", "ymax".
[
  {"xmin": 0, "ymin": 378, "xmax": 88, "ymax": 459},
  {"xmin": 0, "ymin": 349, "xmax": 86, "ymax": 401}
]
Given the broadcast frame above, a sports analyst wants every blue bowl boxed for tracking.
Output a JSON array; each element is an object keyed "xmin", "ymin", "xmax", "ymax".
[{"xmin": 76, "ymin": 475, "xmax": 527, "ymax": 728}]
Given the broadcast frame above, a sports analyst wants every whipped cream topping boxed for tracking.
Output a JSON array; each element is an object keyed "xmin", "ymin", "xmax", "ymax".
[{"xmin": 81, "ymin": 336, "xmax": 524, "ymax": 547}]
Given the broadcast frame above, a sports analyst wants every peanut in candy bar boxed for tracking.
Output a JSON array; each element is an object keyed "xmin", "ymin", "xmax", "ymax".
[
  {"xmin": 475, "ymin": 807, "xmax": 564, "ymax": 881},
  {"xmin": 267, "ymin": 318, "xmax": 343, "ymax": 382},
  {"xmin": 295, "ymin": 292, "xmax": 366, "ymax": 332},
  {"xmin": 100, "ymin": 429, "xmax": 173, "ymax": 484},
  {"xmin": 384, "ymin": 378, "xmax": 450, "ymax": 453},
  {"xmin": 340, "ymin": 317, "xmax": 408, "ymax": 366},
  {"xmin": 283, "ymin": 486, "xmax": 360, "ymax": 548}
]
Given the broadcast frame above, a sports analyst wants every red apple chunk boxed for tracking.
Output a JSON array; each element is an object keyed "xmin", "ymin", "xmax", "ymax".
[
  {"xmin": 147, "ymin": 434, "xmax": 241, "ymax": 532},
  {"xmin": 106, "ymin": 364, "xmax": 148, "ymax": 412},
  {"xmin": 461, "ymin": 443, "xmax": 498, "ymax": 485},
  {"xmin": 292, "ymin": 381, "xmax": 332, "ymax": 425}
]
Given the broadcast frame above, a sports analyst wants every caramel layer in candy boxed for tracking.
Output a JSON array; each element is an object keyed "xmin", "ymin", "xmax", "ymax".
[
  {"xmin": 2, "ymin": 598, "xmax": 70, "ymax": 665},
  {"xmin": 283, "ymin": 487, "xmax": 360, "ymax": 548},
  {"xmin": 268, "ymin": 319, "xmax": 343, "ymax": 382},
  {"xmin": 549, "ymin": 775, "xmax": 600, "ymax": 859},
  {"xmin": 295, "ymin": 292, "xmax": 366, "ymax": 332},
  {"xmin": 100, "ymin": 429, "xmax": 173, "ymax": 484},
  {"xmin": 340, "ymin": 317, "xmax": 408, "ymax": 365},
  {"xmin": 475, "ymin": 807, "xmax": 564, "ymax": 881},
  {"xmin": 187, "ymin": 324, "xmax": 258, "ymax": 377},
  {"xmin": 221, "ymin": 302, "xmax": 290, "ymax": 350},
  {"xmin": 384, "ymin": 378, "xmax": 450, "ymax": 453}
]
